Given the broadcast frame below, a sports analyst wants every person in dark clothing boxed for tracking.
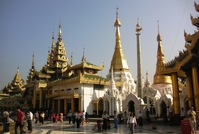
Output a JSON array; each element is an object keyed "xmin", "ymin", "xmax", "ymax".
[
  {"xmin": 146, "ymin": 108, "xmax": 150, "ymax": 122},
  {"xmin": 102, "ymin": 111, "xmax": 109, "ymax": 132},
  {"xmin": 72, "ymin": 112, "xmax": 76, "ymax": 124},
  {"xmin": 85, "ymin": 112, "xmax": 89, "ymax": 123},
  {"xmin": 76, "ymin": 111, "xmax": 81, "ymax": 128},
  {"xmin": 138, "ymin": 111, "xmax": 143, "ymax": 128}
]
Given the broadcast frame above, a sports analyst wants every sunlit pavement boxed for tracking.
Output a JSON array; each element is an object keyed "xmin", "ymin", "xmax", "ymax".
[{"xmin": 28, "ymin": 119, "xmax": 198, "ymax": 134}]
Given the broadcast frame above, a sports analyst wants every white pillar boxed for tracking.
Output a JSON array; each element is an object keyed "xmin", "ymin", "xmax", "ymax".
[
  {"xmin": 103, "ymin": 99, "xmax": 105, "ymax": 112},
  {"xmin": 109, "ymin": 99, "xmax": 111, "ymax": 115},
  {"xmin": 97, "ymin": 102, "xmax": 99, "ymax": 115}
]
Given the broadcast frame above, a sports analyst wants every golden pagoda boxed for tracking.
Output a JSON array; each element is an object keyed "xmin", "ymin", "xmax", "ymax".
[{"xmin": 159, "ymin": 2, "xmax": 199, "ymax": 115}]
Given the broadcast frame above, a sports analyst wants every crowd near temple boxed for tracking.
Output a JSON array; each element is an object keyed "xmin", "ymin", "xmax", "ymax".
[{"xmin": 0, "ymin": 2, "xmax": 199, "ymax": 133}]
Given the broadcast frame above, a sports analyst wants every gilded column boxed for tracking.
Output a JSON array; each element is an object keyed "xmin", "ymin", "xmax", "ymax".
[
  {"xmin": 58, "ymin": 99, "xmax": 60, "ymax": 113},
  {"xmin": 78, "ymin": 97, "xmax": 80, "ymax": 112},
  {"xmin": 39, "ymin": 88, "xmax": 43, "ymax": 108},
  {"xmin": 186, "ymin": 71, "xmax": 194, "ymax": 108},
  {"xmin": 171, "ymin": 73, "xmax": 180, "ymax": 114},
  {"xmin": 192, "ymin": 63, "xmax": 199, "ymax": 111}
]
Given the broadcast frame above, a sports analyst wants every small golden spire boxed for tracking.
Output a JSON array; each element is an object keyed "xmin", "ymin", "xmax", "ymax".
[
  {"xmin": 157, "ymin": 21, "xmax": 162, "ymax": 41},
  {"xmin": 51, "ymin": 32, "xmax": 55, "ymax": 53},
  {"xmin": 81, "ymin": 45, "xmax": 86, "ymax": 62},
  {"xmin": 32, "ymin": 52, "xmax": 34, "ymax": 68},
  {"xmin": 114, "ymin": 5, "xmax": 121, "ymax": 27}
]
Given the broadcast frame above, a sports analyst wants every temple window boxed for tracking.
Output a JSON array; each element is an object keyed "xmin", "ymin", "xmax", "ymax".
[{"xmin": 67, "ymin": 88, "xmax": 71, "ymax": 91}]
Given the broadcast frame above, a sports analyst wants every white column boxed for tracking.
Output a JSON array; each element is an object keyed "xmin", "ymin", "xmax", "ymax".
[
  {"xmin": 103, "ymin": 99, "xmax": 105, "ymax": 112},
  {"xmin": 97, "ymin": 102, "xmax": 99, "ymax": 115},
  {"xmin": 112, "ymin": 98, "xmax": 114, "ymax": 115},
  {"xmin": 109, "ymin": 99, "xmax": 111, "ymax": 115}
]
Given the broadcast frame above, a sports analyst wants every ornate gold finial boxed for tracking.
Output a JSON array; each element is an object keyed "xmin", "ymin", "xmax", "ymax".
[
  {"xmin": 136, "ymin": 18, "xmax": 142, "ymax": 33},
  {"xmin": 114, "ymin": 5, "xmax": 121, "ymax": 27},
  {"xmin": 17, "ymin": 65, "xmax": 19, "ymax": 73},
  {"xmin": 157, "ymin": 20, "xmax": 162, "ymax": 41},
  {"xmin": 58, "ymin": 23, "xmax": 62, "ymax": 41},
  {"xmin": 116, "ymin": 4, "xmax": 119, "ymax": 18}
]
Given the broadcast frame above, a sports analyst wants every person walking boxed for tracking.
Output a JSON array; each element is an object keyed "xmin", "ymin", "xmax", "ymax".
[
  {"xmin": 59, "ymin": 112, "xmax": 63, "ymax": 123},
  {"xmin": 34, "ymin": 111, "xmax": 39, "ymax": 124},
  {"xmin": 127, "ymin": 112, "xmax": 137, "ymax": 134},
  {"xmin": 85, "ymin": 112, "xmax": 89, "ymax": 123},
  {"xmin": 188, "ymin": 107, "xmax": 197, "ymax": 134},
  {"xmin": 138, "ymin": 111, "xmax": 143, "ymax": 128},
  {"xmin": 15, "ymin": 107, "xmax": 24, "ymax": 134},
  {"xmin": 82, "ymin": 110, "xmax": 85, "ymax": 125},
  {"xmin": 146, "ymin": 108, "xmax": 150, "ymax": 122},
  {"xmin": 72, "ymin": 112, "xmax": 76, "ymax": 124},
  {"xmin": 124, "ymin": 111, "xmax": 127, "ymax": 124},
  {"xmin": 102, "ymin": 111, "xmax": 109, "ymax": 132},
  {"xmin": 76, "ymin": 111, "xmax": 81, "ymax": 128},
  {"xmin": 113, "ymin": 111, "xmax": 118, "ymax": 129},
  {"xmin": 67, "ymin": 110, "xmax": 72, "ymax": 124},
  {"xmin": 40, "ymin": 111, "xmax": 45, "ymax": 125},
  {"xmin": 27, "ymin": 110, "xmax": 33, "ymax": 133}
]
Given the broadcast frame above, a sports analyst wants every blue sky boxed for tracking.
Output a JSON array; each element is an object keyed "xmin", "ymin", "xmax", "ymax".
[{"xmin": 0, "ymin": 0, "xmax": 198, "ymax": 90}]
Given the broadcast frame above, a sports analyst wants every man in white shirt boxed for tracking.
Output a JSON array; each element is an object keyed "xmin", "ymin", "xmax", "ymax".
[{"xmin": 27, "ymin": 110, "xmax": 33, "ymax": 133}]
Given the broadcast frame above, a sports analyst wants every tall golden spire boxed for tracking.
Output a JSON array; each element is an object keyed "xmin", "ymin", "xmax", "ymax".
[
  {"xmin": 32, "ymin": 52, "xmax": 34, "ymax": 68},
  {"xmin": 51, "ymin": 32, "xmax": 55, "ymax": 53},
  {"xmin": 153, "ymin": 21, "xmax": 172, "ymax": 84},
  {"xmin": 58, "ymin": 24, "xmax": 62, "ymax": 41},
  {"xmin": 110, "ymin": 6, "xmax": 129, "ymax": 72},
  {"xmin": 81, "ymin": 45, "xmax": 86, "ymax": 62}
]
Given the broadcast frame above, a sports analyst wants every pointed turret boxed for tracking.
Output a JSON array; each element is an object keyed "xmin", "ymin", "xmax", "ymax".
[
  {"xmin": 153, "ymin": 21, "xmax": 172, "ymax": 84},
  {"xmin": 51, "ymin": 24, "xmax": 68, "ymax": 76},
  {"xmin": 27, "ymin": 54, "xmax": 36, "ymax": 84},
  {"xmin": 144, "ymin": 71, "xmax": 151, "ymax": 87},
  {"xmin": 110, "ymin": 66, "xmax": 117, "ymax": 92},
  {"xmin": 81, "ymin": 46, "xmax": 86, "ymax": 62},
  {"xmin": 110, "ymin": 6, "xmax": 129, "ymax": 74},
  {"xmin": 47, "ymin": 47, "xmax": 50, "ymax": 66}
]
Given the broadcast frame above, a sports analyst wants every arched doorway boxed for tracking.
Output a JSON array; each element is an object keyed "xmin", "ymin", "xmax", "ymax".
[
  {"xmin": 160, "ymin": 101, "xmax": 166, "ymax": 117},
  {"xmin": 98, "ymin": 99, "xmax": 103, "ymax": 116},
  {"xmin": 128, "ymin": 101, "xmax": 135, "ymax": 112},
  {"xmin": 104, "ymin": 100, "xmax": 109, "ymax": 114}
]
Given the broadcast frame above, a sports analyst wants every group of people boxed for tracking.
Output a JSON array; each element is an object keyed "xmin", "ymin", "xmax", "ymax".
[
  {"xmin": 91, "ymin": 110, "xmax": 143, "ymax": 134},
  {"xmin": 14, "ymin": 107, "xmax": 33, "ymax": 134}
]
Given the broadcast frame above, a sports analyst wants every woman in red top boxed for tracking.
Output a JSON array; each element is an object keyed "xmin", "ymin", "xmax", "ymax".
[{"xmin": 15, "ymin": 107, "xmax": 24, "ymax": 134}]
